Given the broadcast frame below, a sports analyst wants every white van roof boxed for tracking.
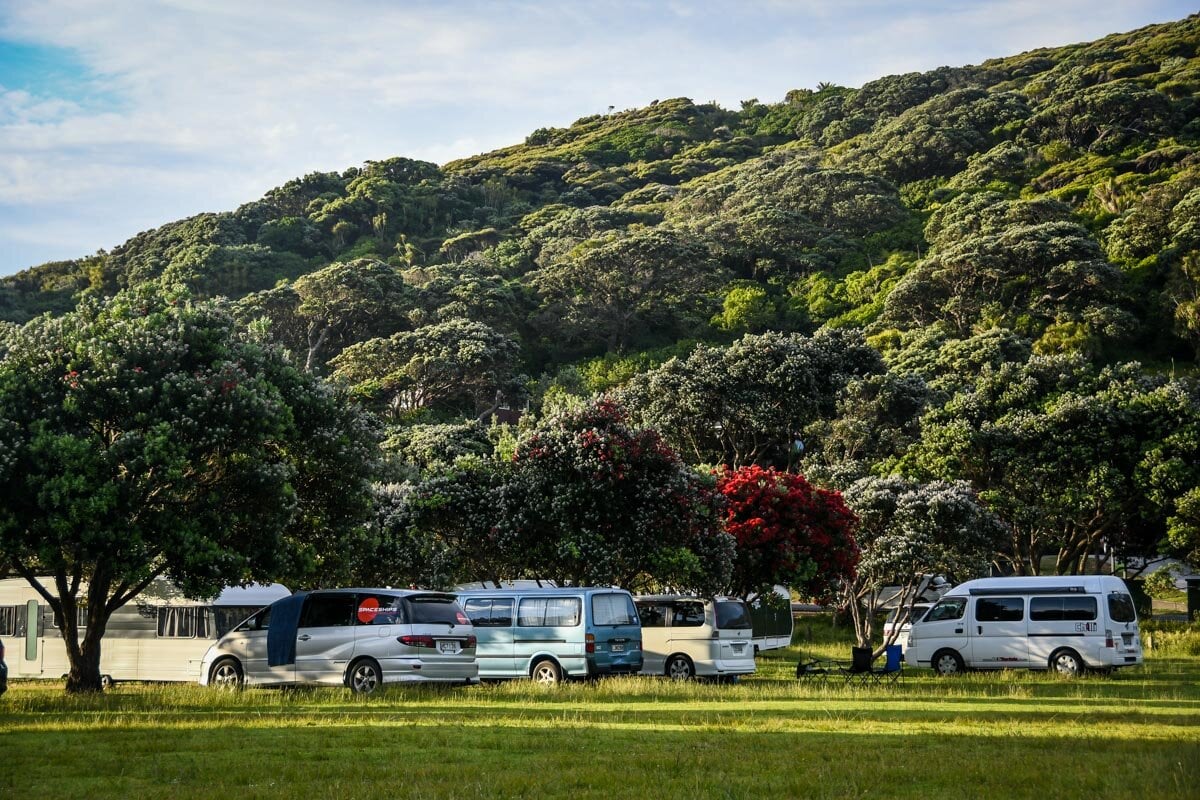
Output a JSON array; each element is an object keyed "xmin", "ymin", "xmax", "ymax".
[{"xmin": 942, "ymin": 575, "xmax": 1130, "ymax": 597}]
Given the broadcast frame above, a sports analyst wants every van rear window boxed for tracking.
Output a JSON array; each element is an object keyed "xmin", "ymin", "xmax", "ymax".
[
  {"xmin": 592, "ymin": 593, "xmax": 638, "ymax": 626},
  {"xmin": 406, "ymin": 596, "xmax": 469, "ymax": 625},
  {"xmin": 1107, "ymin": 593, "xmax": 1137, "ymax": 623},
  {"xmin": 715, "ymin": 601, "xmax": 752, "ymax": 630}
]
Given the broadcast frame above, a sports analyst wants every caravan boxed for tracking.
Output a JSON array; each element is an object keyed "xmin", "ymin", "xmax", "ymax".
[
  {"xmin": 905, "ymin": 575, "xmax": 1143, "ymax": 676},
  {"xmin": 0, "ymin": 577, "xmax": 288, "ymax": 685}
]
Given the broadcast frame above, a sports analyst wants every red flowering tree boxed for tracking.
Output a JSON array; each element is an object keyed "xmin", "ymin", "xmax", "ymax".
[{"xmin": 716, "ymin": 465, "xmax": 859, "ymax": 603}]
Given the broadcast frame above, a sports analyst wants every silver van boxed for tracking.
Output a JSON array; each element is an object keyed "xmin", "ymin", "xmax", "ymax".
[{"xmin": 199, "ymin": 588, "xmax": 478, "ymax": 692}]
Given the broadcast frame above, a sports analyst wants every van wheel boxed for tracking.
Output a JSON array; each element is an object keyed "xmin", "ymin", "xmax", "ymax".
[
  {"xmin": 100, "ymin": 674, "xmax": 116, "ymax": 690},
  {"xmin": 666, "ymin": 654, "xmax": 694, "ymax": 680},
  {"xmin": 210, "ymin": 657, "xmax": 244, "ymax": 689},
  {"xmin": 531, "ymin": 659, "xmax": 562, "ymax": 684},
  {"xmin": 931, "ymin": 649, "xmax": 965, "ymax": 676},
  {"xmin": 347, "ymin": 658, "xmax": 383, "ymax": 694},
  {"xmin": 1050, "ymin": 648, "xmax": 1083, "ymax": 677}
]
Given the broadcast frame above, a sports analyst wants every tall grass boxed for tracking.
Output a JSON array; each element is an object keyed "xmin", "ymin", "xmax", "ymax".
[{"xmin": 2, "ymin": 627, "xmax": 1198, "ymax": 799}]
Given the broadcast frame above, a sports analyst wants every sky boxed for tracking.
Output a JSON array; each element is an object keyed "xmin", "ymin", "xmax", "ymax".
[{"xmin": 0, "ymin": 0, "xmax": 1194, "ymax": 277}]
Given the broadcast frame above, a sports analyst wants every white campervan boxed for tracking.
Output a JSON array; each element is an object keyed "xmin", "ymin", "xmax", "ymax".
[{"xmin": 906, "ymin": 575, "xmax": 1143, "ymax": 676}]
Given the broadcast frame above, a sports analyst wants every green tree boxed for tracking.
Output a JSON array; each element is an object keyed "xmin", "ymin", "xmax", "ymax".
[
  {"xmin": 841, "ymin": 477, "xmax": 1006, "ymax": 652},
  {"xmin": 0, "ymin": 285, "xmax": 380, "ymax": 692},
  {"xmin": 901, "ymin": 355, "xmax": 1200, "ymax": 575},
  {"xmin": 620, "ymin": 330, "xmax": 884, "ymax": 467},
  {"xmin": 290, "ymin": 258, "xmax": 415, "ymax": 373},
  {"xmin": 530, "ymin": 227, "xmax": 724, "ymax": 353},
  {"xmin": 330, "ymin": 318, "xmax": 522, "ymax": 418}
]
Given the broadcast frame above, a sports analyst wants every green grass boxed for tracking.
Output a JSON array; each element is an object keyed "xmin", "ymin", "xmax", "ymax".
[{"xmin": 2, "ymin": 631, "xmax": 1198, "ymax": 800}]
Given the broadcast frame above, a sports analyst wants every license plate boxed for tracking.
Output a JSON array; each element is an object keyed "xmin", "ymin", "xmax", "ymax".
[
  {"xmin": 438, "ymin": 640, "xmax": 459, "ymax": 654},
  {"xmin": 611, "ymin": 643, "xmax": 625, "ymax": 652},
  {"xmin": 732, "ymin": 643, "xmax": 745, "ymax": 654}
]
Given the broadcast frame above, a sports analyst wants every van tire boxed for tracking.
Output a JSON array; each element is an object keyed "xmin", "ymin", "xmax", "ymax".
[
  {"xmin": 100, "ymin": 674, "xmax": 116, "ymax": 690},
  {"xmin": 347, "ymin": 658, "xmax": 383, "ymax": 694},
  {"xmin": 209, "ymin": 657, "xmax": 244, "ymax": 689},
  {"xmin": 1049, "ymin": 648, "xmax": 1083, "ymax": 677},
  {"xmin": 666, "ymin": 654, "xmax": 694, "ymax": 680},
  {"xmin": 531, "ymin": 659, "xmax": 562, "ymax": 684},
  {"xmin": 931, "ymin": 649, "xmax": 965, "ymax": 676}
]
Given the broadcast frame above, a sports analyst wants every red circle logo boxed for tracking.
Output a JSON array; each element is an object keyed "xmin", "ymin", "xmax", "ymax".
[{"xmin": 357, "ymin": 597, "xmax": 380, "ymax": 623}]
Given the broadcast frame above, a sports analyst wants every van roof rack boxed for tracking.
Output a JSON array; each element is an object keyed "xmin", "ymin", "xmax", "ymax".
[{"xmin": 968, "ymin": 585, "xmax": 1086, "ymax": 596}]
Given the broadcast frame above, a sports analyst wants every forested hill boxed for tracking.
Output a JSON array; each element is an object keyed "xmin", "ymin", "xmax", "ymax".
[{"xmin": 3, "ymin": 14, "xmax": 1198, "ymax": 373}]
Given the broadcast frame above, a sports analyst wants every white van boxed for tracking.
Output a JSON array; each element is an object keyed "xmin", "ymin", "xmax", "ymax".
[
  {"xmin": 634, "ymin": 595, "xmax": 756, "ymax": 680},
  {"xmin": 906, "ymin": 575, "xmax": 1143, "ymax": 676}
]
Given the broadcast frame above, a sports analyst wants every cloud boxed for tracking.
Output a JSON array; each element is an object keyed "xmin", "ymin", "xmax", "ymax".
[{"xmin": 0, "ymin": 0, "xmax": 1194, "ymax": 274}]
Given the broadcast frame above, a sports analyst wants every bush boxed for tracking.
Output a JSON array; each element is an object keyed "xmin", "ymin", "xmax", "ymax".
[{"xmin": 1140, "ymin": 619, "xmax": 1200, "ymax": 655}]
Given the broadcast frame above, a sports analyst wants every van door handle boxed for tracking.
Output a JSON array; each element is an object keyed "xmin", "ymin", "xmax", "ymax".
[
  {"xmin": 297, "ymin": 634, "xmax": 311, "ymax": 641},
  {"xmin": 954, "ymin": 628, "xmax": 963, "ymax": 634},
  {"xmin": 977, "ymin": 626, "xmax": 982, "ymax": 635}
]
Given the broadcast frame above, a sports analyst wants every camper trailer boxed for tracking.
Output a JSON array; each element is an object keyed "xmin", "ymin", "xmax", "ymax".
[{"xmin": 0, "ymin": 577, "xmax": 289, "ymax": 686}]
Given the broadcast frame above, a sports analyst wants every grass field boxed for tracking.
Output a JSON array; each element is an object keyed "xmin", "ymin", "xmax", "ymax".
[{"xmin": 2, "ymin": 624, "xmax": 1198, "ymax": 799}]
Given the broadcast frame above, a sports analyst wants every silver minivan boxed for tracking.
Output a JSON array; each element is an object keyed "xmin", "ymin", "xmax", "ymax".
[{"xmin": 199, "ymin": 588, "xmax": 478, "ymax": 692}]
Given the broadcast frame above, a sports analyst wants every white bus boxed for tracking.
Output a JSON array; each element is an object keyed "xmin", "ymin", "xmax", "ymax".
[
  {"xmin": 0, "ymin": 577, "xmax": 289, "ymax": 686},
  {"xmin": 906, "ymin": 575, "xmax": 1143, "ymax": 676}
]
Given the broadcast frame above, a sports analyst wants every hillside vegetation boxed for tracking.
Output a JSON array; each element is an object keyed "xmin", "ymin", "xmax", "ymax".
[{"xmin": 3, "ymin": 15, "xmax": 1199, "ymax": 582}]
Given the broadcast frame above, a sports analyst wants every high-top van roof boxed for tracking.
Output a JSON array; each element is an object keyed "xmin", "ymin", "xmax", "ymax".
[{"xmin": 941, "ymin": 575, "xmax": 1131, "ymax": 596}]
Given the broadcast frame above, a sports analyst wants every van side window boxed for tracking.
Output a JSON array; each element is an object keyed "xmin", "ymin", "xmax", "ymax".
[
  {"xmin": 354, "ymin": 594, "xmax": 404, "ymax": 626},
  {"xmin": 976, "ymin": 597, "xmax": 1024, "ymax": 622},
  {"xmin": 673, "ymin": 602, "xmax": 705, "ymax": 627},
  {"xmin": 237, "ymin": 606, "xmax": 271, "ymax": 632},
  {"xmin": 636, "ymin": 603, "xmax": 669, "ymax": 627},
  {"xmin": 464, "ymin": 598, "xmax": 514, "ymax": 627},
  {"xmin": 299, "ymin": 594, "xmax": 356, "ymax": 628},
  {"xmin": 518, "ymin": 597, "xmax": 581, "ymax": 627},
  {"xmin": 1030, "ymin": 596, "xmax": 1097, "ymax": 622},
  {"xmin": 926, "ymin": 598, "xmax": 966, "ymax": 621}
]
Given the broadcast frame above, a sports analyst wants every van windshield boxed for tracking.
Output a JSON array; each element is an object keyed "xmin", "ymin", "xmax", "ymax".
[
  {"xmin": 715, "ymin": 601, "xmax": 752, "ymax": 629},
  {"xmin": 1107, "ymin": 593, "xmax": 1137, "ymax": 623}
]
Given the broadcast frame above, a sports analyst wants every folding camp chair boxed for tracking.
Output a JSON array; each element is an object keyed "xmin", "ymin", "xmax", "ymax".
[
  {"xmin": 795, "ymin": 656, "xmax": 834, "ymax": 684},
  {"xmin": 872, "ymin": 644, "xmax": 904, "ymax": 684},
  {"xmin": 839, "ymin": 646, "xmax": 875, "ymax": 686}
]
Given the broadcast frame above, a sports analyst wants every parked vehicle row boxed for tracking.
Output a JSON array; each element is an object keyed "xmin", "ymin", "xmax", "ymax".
[{"xmin": 2, "ymin": 577, "xmax": 764, "ymax": 693}]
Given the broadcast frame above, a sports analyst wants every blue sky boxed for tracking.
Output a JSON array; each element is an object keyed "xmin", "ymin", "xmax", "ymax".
[{"xmin": 0, "ymin": 0, "xmax": 1194, "ymax": 276}]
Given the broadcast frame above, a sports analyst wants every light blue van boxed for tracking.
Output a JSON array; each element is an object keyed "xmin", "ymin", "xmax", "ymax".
[{"xmin": 455, "ymin": 587, "xmax": 643, "ymax": 683}]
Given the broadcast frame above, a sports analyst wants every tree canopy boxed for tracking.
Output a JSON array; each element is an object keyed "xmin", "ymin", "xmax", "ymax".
[{"xmin": 0, "ymin": 285, "xmax": 380, "ymax": 692}]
